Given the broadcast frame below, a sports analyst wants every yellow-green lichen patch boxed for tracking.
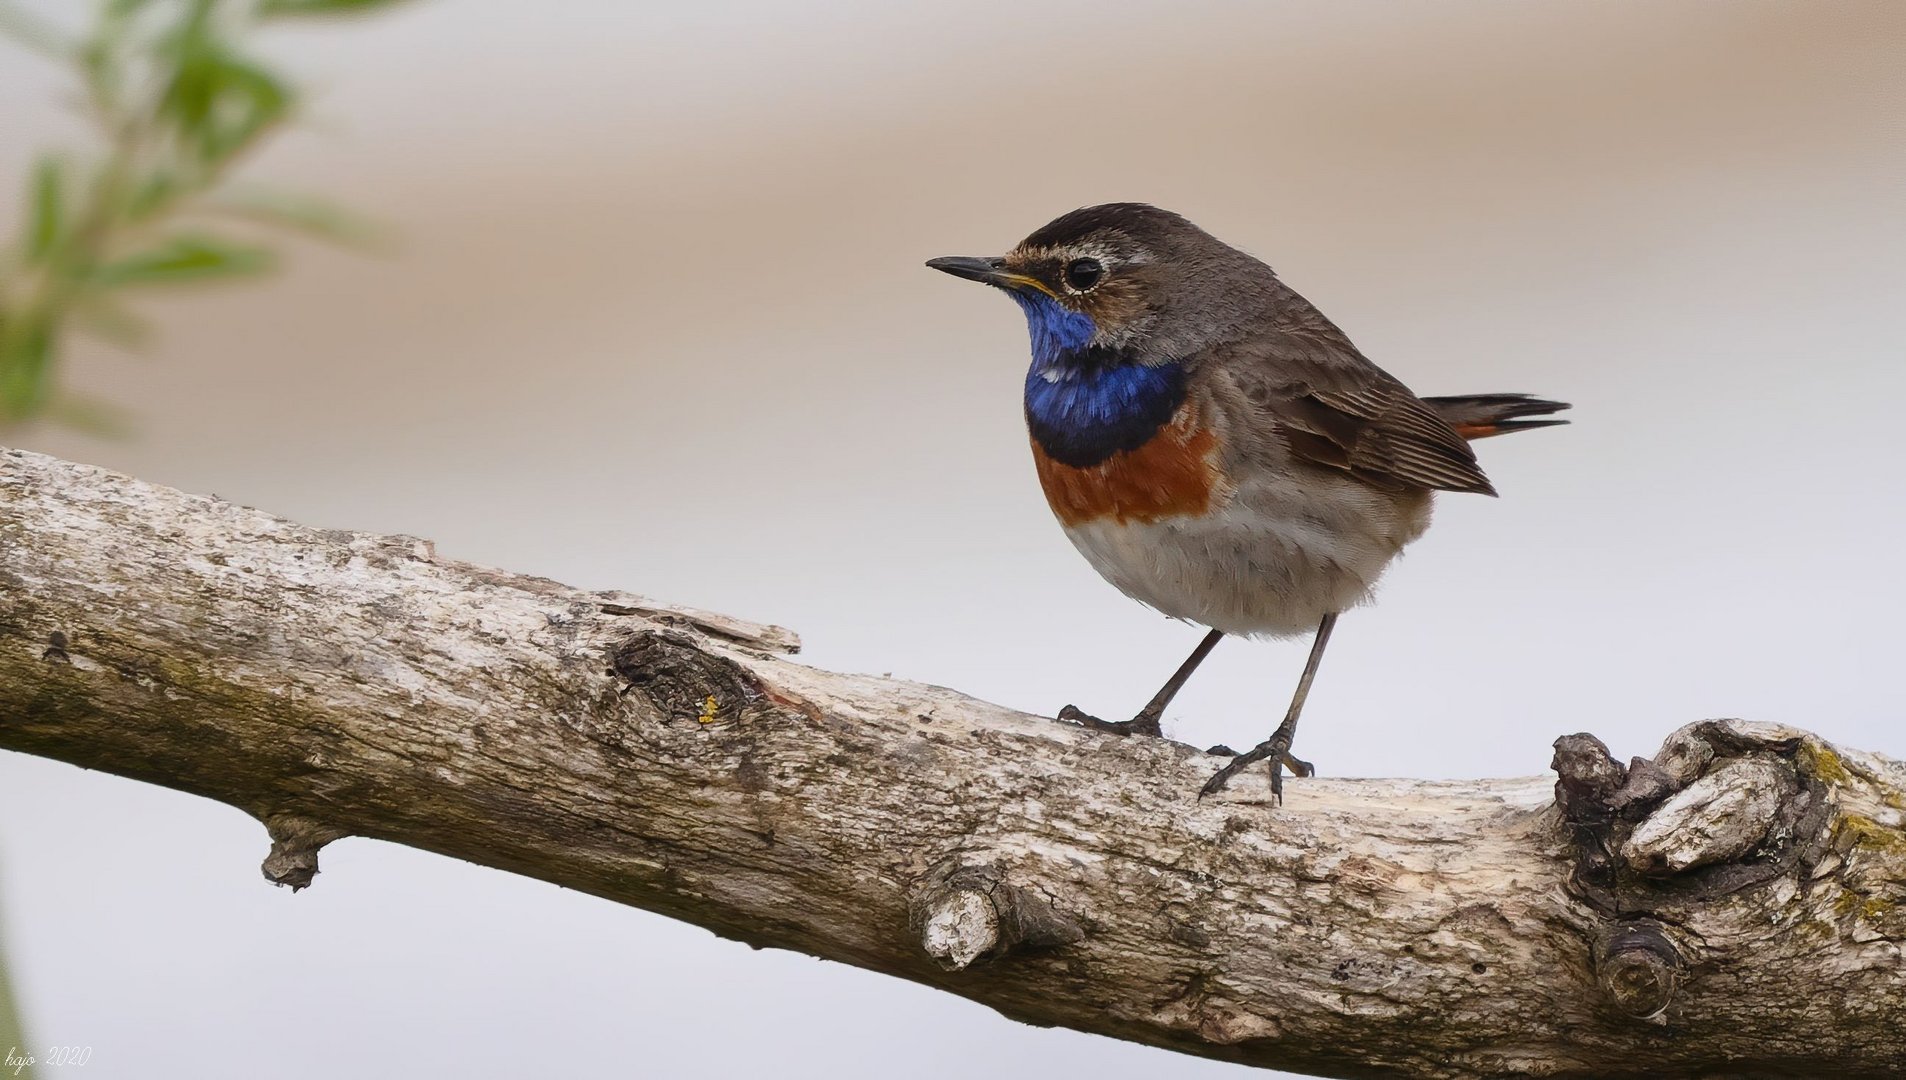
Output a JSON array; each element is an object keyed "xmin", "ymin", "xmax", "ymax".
[
  {"xmin": 1832, "ymin": 814, "xmax": 1906, "ymax": 856},
  {"xmin": 1834, "ymin": 888, "xmax": 1899, "ymax": 921},
  {"xmin": 1800, "ymin": 741, "xmax": 1906, "ymax": 812},
  {"xmin": 1799, "ymin": 742, "xmax": 1850, "ymax": 786}
]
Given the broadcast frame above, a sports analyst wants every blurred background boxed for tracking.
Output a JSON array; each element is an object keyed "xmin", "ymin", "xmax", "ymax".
[{"xmin": 0, "ymin": 1, "xmax": 1901, "ymax": 1077}]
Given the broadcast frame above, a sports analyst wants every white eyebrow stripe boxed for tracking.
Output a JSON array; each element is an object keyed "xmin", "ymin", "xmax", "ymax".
[{"xmin": 1012, "ymin": 238, "xmax": 1137, "ymax": 265}]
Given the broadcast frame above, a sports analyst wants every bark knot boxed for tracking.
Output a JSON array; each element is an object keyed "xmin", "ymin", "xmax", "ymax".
[
  {"xmin": 260, "ymin": 814, "xmax": 347, "ymax": 892},
  {"xmin": 1552, "ymin": 723, "xmax": 1828, "ymax": 917},
  {"xmin": 610, "ymin": 630, "xmax": 771, "ymax": 724},
  {"xmin": 1622, "ymin": 757, "xmax": 1787, "ymax": 875},
  {"xmin": 912, "ymin": 864, "xmax": 1084, "ymax": 971},
  {"xmin": 1593, "ymin": 921, "xmax": 1684, "ymax": 1021}
]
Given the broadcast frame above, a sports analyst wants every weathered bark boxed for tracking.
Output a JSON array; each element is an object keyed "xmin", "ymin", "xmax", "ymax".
[{"xmin": 0, "ymin": 446, "xmax": 1901, "ymax": 1079}]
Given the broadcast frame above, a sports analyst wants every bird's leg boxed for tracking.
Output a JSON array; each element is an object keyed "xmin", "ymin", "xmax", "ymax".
[
  {"xmin": 1060, "ymin": 628, "xmax": 1224, "ymax": 738},
  {"xmin": 1201, "ymin": 613, "xmax": 1338, "ymax": 801}
]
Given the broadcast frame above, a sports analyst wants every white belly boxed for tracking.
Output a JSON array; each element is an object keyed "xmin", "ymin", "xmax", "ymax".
[{"xmin": 1058, "ymin": 474, "xmax": 1432, "ymax": 638}]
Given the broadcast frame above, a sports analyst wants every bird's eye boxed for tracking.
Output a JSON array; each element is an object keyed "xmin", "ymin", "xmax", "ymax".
[{"xmin": 1063, "ymin": 258, "xmax": 1104, "ymax": 292}]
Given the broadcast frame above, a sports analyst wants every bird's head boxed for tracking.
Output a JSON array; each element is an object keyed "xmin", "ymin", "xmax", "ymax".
[{"xmin": 927, "ymin": 203, "xmax": 1271, "ymax": 368}]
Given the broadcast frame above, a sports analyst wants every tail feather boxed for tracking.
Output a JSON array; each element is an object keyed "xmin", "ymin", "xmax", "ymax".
[{"xmin": 1423, "ymin": 393, "xmax": 1571, "ymax": 441}]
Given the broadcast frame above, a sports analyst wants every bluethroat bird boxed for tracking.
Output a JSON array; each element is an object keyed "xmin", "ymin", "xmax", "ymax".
[{"xmin": 928, "ymin": 204, "xmax": 1568, "ymax": 800}]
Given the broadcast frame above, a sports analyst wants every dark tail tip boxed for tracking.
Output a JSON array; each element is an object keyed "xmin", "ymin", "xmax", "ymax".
[{"xmin": 1424, "ymin": 394, "xmax": 1571, "ymax": 441}]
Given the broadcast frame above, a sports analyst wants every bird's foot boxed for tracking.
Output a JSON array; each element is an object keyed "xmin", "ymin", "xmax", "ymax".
[
  {"xmin": 1057, "ymin": 704, "xmax": 1162, "ymax": 738},
  {"xmin": 1200, "ymin": 736, "xmax": 1314, "ymax": 802},
  {"xmin": 1205, "ymin": 744, "xmax": 1314, "ymax": 775}
]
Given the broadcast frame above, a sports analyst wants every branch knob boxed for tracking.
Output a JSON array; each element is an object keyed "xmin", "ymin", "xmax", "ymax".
[
  {"xmin": 1594, "ymin": 922, "xmax": 1683, "ymax": 1020},
  {"xmin": 921, "ymin": 888, "xmax": 1000, "ymax": 970}
]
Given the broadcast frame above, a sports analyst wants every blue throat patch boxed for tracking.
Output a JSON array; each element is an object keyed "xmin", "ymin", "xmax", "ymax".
[{"xmin": 1013, "ymin": 291, "xmax": 1185, "ymax": 468}]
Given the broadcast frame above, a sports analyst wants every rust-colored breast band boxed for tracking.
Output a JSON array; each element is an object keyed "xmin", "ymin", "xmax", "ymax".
[{"xmin": 1032, "ymin": 409, "xmax": 1226, "ymax": 526}]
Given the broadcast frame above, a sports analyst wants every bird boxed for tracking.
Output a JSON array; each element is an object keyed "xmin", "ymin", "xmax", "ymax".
[{"xmin": 926, "ymin": 203, "xmax": 1568, "ymax": 800}]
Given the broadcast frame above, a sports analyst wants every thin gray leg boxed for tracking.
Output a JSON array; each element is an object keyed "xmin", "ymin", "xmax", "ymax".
[{"xmin": 1200, "ymin": 613, "xmax": 1338, "ymax": 800}]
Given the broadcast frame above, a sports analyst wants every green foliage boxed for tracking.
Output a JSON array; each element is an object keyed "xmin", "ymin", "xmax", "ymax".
[
  {"xmin": 93, "ymin": 233, "xmax": 277, "ymax": 288},
  {"xmin": 0, "ymin": 0, "xmax": 411, "ymax": 430},
  {"xmin": 259, "ymin": 0, "xmax": 409, "ymax": 16},
  {"xmin": 24, "ymin": 158, "xmax": 63, "ymax": 264},
  {"xmin": 0, "ymin": 879, "xmax": 29, "ymax": 1080}
]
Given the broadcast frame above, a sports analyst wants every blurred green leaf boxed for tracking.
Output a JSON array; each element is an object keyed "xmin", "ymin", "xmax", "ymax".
[
  {"xmin": 259, "ymin": 0, "xmax": 414, "ymax": 18},
  {"xmin": 0, "ymin": 319, "xmax": 54, "ymax": 421},
  {"xmin": 205, "ymin": 53, "xmax": 294, "ymax": 160},
  {"xmin": 156, "ymin": 48, "xmax": 220, "ymax": 140},
  {"xmin": 94, "ymin": 233, "xmax": 276, "ymax": 288},
  {"xmin": 127, "ymin": 172, "xmax": 181, "ymax": 222},
  {"xmin": 1, "ymin": 0, "xmax": 403, "ymax": 431},
  {"xmin": 24, "ymin": 156, "xmax": 65, "ymax": 263},
  {"xmin": 157, "ymin": 38, "xmax": 296, "ymax": 165},
  {"xmin": 202, "ymin": 185, "xmax": 382, "ymax": 247},
  {"xmin": 154, "ymin": 3, "xmax": 227, "ymax": 147}
]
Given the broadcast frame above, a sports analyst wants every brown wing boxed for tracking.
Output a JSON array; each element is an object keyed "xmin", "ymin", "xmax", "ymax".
[{"xmin": 1223, "ymin": 284, "xmax": 1497, "ymax": 496}]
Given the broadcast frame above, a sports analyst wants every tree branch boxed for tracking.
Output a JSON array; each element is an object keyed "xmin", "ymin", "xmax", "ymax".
[{"xmin": 1, "ymin": 446, "xmax": 1901, "ymax": 1079}]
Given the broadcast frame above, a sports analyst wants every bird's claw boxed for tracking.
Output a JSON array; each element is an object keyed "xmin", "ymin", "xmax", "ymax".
[
  {"xmin": 1057, "ymin": 703, "xmax": 1162, "ymax": 738},
  {"xmin": 1200, "ymin": 735, "xmax": 1312, "ymax": 802}
]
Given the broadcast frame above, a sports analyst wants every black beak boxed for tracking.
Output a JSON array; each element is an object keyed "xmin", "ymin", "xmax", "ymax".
[{"xmin": 926, "ymin": 255, "xmax": 1009, "ymax": 286}]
